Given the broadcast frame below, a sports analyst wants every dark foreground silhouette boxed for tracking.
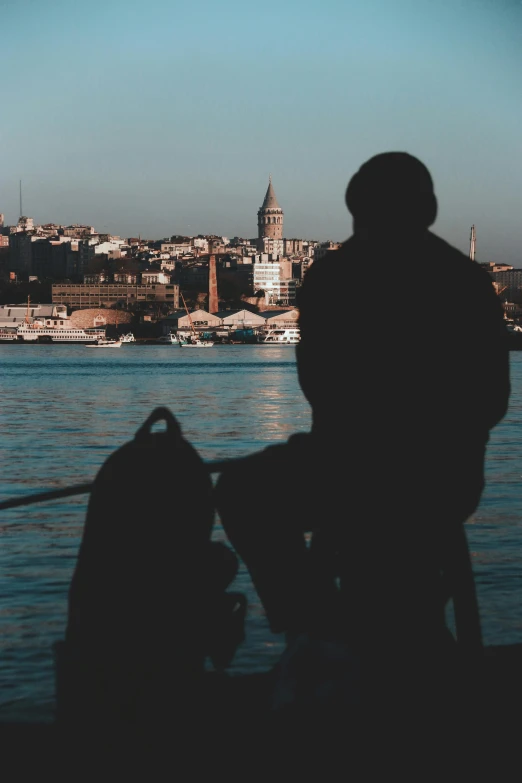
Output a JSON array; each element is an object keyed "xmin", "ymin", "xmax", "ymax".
[
  {"xmin": 57, "ymin": 407, "xmax": 248, "ymax": 754},
  {"xmin": 216, "ymin": 152, "xmax": 511, "ymax": 744},
  {"xmin": 47, "ymin": 154, "xmax": 512, "ymax": 768}
]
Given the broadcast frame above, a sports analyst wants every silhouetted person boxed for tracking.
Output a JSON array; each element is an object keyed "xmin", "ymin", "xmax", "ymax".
[{"xmin": 215, "ymin": 153, "xmax": 510, "ymax": 736}]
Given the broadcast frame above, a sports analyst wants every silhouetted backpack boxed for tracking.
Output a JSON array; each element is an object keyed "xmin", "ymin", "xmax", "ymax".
[{"xmin": 56, "ymin": 407, "xmax": 246, "ymax": 729}]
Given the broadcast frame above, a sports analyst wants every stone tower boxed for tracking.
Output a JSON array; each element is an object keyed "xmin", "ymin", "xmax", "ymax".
[{"xmin": 257, "ymin": 176, "xmax": 283, "ymax": 240}]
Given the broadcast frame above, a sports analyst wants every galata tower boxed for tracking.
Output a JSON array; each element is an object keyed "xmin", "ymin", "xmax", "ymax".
[{"xmin": 257, "ymin": 176, "xmax": 283, "ymax": 240}]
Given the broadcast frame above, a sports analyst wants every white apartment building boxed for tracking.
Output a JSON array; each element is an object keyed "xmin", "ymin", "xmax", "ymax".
[
  {"xmin": 193, "ymin": 237, "xmax": 209, "ymax": 252},
  {"xmin": 160, "ymin": 242, "xmax": 192, "ymax": 256},
  {"xmin": 259, "ymin": 236, "xmax": 284, "ymax": 256},
  {"xmin": 94, "ymin": 241, "xmax": 127, "ymax": 258},
  {"xmin": 10, "ymin": 216, "xmax": 34, "ymax": 233},
  {"xmin": 253, "ymin": 257, "xmax": 297, "ymax": 305},
  {"xmin": 141, "ymin": 270, "xmax": 172, "ymax": 284}
]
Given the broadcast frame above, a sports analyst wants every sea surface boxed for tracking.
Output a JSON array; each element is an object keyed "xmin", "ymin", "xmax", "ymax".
[{"xmin": 1, "ymin": 344, "xmax": 522, "ymax": 722}]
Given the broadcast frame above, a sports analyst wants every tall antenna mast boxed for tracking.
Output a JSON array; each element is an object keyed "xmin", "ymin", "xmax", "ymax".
[
  {"xmin": 19, "ymin": 180, "xmax": 23, "ymax": 218},
  {"xmin": 469, "ymin": 225, "xmax": 476, "ymax": 262}
]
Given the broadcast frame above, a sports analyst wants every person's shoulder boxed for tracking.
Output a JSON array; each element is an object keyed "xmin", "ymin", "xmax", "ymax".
[
  {"xmin": 427, "ymin": 232, "xmax": 494, "ymax": 283},
  {"xmin": 300, "ymin": 239, "xmax": 353, "ymax": 289}
]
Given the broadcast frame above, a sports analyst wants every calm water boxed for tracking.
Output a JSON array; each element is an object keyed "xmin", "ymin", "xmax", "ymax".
[{"xmin": 1, "ymin": 344, "xmax": 522, "ymax": 722}]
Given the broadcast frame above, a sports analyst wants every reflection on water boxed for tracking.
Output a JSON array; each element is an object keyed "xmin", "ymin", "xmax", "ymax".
[{"xmin": 1, "ymin": 345, "xmax": 522, "ymax": 720}]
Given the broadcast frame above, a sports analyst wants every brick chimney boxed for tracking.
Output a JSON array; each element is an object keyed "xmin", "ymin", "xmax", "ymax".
[{"xmin": 208, "ymin": 254, "xmax": 218, "ymax": 314}]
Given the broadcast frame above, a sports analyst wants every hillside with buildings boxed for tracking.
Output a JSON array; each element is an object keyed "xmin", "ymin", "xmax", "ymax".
[{"xmin": 0, "ymin": 190, "xmax": 517, "ymax": 325}]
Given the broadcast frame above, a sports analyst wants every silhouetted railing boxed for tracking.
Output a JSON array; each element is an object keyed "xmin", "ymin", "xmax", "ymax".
[{"xmin": 0, "ymin": 460, "xmax": 235, "ymax": 512}]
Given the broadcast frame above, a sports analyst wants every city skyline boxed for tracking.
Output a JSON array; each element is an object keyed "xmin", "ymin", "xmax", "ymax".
[{"xmin": 2, "ymin": 0, "xmax": 521, "ymax": 264}]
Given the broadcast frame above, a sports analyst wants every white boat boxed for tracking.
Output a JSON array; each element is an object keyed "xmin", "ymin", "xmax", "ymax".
[
  {"xmin": 85, "ymin": 339, "xmax": 122, "ymax": 348},
  {"xmin": 183, "ymin": 338, "xmax": 214, "ymax": 348},
  {"xmin": 154, "ymin": 333, "xmax": 187, "ymax": 345},
  {"xmin": 0, "ymin": 329, "xmax": 18, "ymax": 342},
  {"xmin": 15, "ymin": 322, "xmax": 106, "ymax": 344},
  {"xmin": 120, "ymin": 332, "xmax": 135, "ymax": 343},
  {"xmin": 179, "ymin": 293, "xmax": 214, "ymax": 347},
  {"xmin": 258, "ymin": 327, "xmax": 300, "ymax": 345}
]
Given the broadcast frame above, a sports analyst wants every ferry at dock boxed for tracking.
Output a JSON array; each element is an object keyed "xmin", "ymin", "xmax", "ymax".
[
  {"xmin": 257, "ymin": 327, "xmax": 300, "ymax": 345},
  {"xmin": 1, "ymin": 321, "xmax": 105, "ymax": 344},
  {"xmin": 0, "ymin": 299, "xmax": 106, "ymax": 344}
]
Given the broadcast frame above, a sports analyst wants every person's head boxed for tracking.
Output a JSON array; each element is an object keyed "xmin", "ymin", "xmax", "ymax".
[{"xmin": 345, "ymin": 152, "xmax": 437, "ymax": 237}]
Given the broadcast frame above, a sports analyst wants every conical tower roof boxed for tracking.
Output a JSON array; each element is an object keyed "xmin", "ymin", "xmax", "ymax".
[{"xmin": 261, "ymin": 176, "xmax": 281, "ymax": 210}]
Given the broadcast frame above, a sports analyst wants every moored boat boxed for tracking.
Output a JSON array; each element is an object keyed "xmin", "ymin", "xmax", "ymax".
[
  {"xmin": 180, "ymin": 292, "xmax": 214, "ymax": 347},
  {"xmin": 120, "ymin": 332, "xmax": 136, "ymax": 343},
  {"xmin": 258, "ymin": 327, "xmax": 300, "ymax": 345},
  {"xmin": 183, "ymin": 338, "xmax": 214, "ymax": 347},
  {"xmin": 154, "ymin": 333, "xmax": 187, "ymax": 345},
  {"xmin": 15, "ymin": 322, "xmax": 106, "ymax": 344},
  {"xmin": 85, "ymin": 339, "xmax": 122, "ymax": 348}
]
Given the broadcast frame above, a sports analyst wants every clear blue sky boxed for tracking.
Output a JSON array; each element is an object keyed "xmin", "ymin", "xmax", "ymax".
[{"xmin": 1, "ymin": 0, "xmax": 521, "ymax": 263}]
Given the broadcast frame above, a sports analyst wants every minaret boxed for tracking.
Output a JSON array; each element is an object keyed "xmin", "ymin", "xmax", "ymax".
[
  {"xmin": 257, "ymin": 175, "xmax": 283, "ymax": 240},
  {"xmin": 469, "ymin": 225, "xmax": 476, "ymax": 262}
]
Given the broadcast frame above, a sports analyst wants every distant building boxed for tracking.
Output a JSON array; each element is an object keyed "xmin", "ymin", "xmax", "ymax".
[
  {"xmin": 253, "ymin": 256, "xmax": 298, "ymax": 306},
  {"xmin": 52, "ymin": 281, "xmax": 180, "ymax": 310},
  {"xmin": 216, "ymin": 309, "xmax": 266, "ymax": 331},
  {"xmin": 179, "ymin": 263, "xmax": 209, "ymax": 288},
  {"xmin": 10, "ymin": 216, "xmax": 34, "ymax": 234},
  {"xmin": 62, "ymin": 225, "xmax": 95, "ymax": 238},
  {"xmin": 262, "ymin": 308, "xmax": 299, "ymax": 328},
  {"xmin": 8, "ymin": 232, "xmax": 35, "ymax": 277},
  {"xmin": 259, "ymin": 236, "xmax": 284, "ymax": 256},
  {"xmin": 0, "ymin": 214, "xmax": 4, "ymax": 227},
  {"xmin": 193, "ymin": 237, "xmax": 209, "ymax": 252},
  {"xmin": 161, "ymin": 242, "xmax": 192, "ymax": 257},
  {"xmin": 0, "ymin": 302, "xmax": 69, "ymax": 329},
  {"xmin": 176, "ymin": 308, "xmax": 222, "ymax": 332},
  {"xmin": 284, "ymin": 238, "xmax": 304, "ymax": 256},
  {"xmin": 141, "ymin": 270, "xmax": 172, "ymax": 284},
  {"xmin": 314, "ymin": 241, "xmax": 341, "ymax": 261},
  {"xmin": 489, "ymin": 269, "xmax": 522, "ymax": 301},
  {"xmin": 31, "ymin": 238, "xmax": 69, "ymax": 279}
]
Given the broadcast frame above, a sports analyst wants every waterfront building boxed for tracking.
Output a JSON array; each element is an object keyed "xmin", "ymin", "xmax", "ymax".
[
  {"xmin": 0, "ymin": 302, "xmax": 69, "ymax": 329},
  {"xmin": 262, "ymin": 308, "xmax": 300, "ymax": 329},
  {"xmin": 52, "ymin": 281, "xmax": 180, "ymax": 309},
  {"xmin": 175, "ymin": 308, "xmax": 222, "ymax": 332},
  {"xmin": 216, "ymin": 309, "xmax": 266, "ymax": 331}
]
